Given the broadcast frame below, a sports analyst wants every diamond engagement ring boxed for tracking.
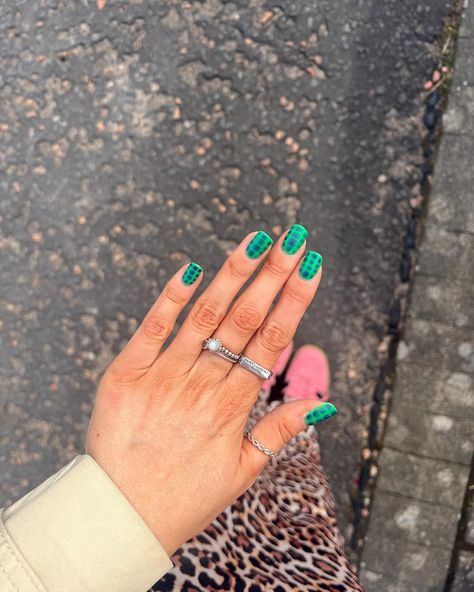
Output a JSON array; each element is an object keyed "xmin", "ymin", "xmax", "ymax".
[
  {"xmin": 202, "ymin": 338, "xmax": 240, "ymax": 363},
  {"xmin": 238, "ymin": 355, "xmax": 273, "ymax": 381}
]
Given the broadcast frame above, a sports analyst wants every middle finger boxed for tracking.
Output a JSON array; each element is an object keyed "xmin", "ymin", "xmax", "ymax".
[{"xmin": 196, "ymin": 224, "xmax": 308, "ymax": 378}]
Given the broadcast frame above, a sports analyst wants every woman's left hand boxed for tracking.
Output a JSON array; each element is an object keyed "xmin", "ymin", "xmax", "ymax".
[{"xmin": 85, "ymin": 226, "xmax": 332, "ymax": 555}]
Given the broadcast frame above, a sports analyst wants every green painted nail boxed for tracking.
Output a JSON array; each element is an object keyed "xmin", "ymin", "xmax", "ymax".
[
  {"xmin": 246, "ymin": 231, "xmax": 273, "ymax": 259},
  {"xmin": 299, "ymin": 251, "xmax": 323, "ymax": 280},
  {"xmin": 282, "ymin": 224, "xmax": 308, "ymax": 255},
  {"xmin": 304, "ymin": 402, "xmax": 338, "ymax": 426},
  {"xmin": 182, "ymin": 262, "xmax": 202, "ymax": 285}
]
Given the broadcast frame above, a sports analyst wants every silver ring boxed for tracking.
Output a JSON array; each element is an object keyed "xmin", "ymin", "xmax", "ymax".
[
  {"xmin": 202, "ymin": 337, "xmax": 240, "ymax": 363},
  {"xmin": 238, "ymin": 355, "xmax": 273, "ymax": 381},
  {"xmin": 244, "ymin": 430, "xmax": 279, "ymax": 458}
]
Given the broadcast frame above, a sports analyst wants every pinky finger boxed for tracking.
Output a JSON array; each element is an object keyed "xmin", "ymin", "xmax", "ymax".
[{"xmin": 109, "ymin": 261, "xmax": 203, "ymax": 379}]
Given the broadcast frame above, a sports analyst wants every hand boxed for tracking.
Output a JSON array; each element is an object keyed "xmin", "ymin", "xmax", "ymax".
[{"xmin": 85, "ymin": 226, "xmax": 331, "ymax": 555}]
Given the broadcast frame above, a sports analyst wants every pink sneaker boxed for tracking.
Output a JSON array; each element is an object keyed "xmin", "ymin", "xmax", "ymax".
[
  {"xmin": 261, "ymin": 341, "xmax": 294, "ymax": 397},
  {"xmin": 283, "ymin": 344, "xmax": 330, "ymax": 402}
]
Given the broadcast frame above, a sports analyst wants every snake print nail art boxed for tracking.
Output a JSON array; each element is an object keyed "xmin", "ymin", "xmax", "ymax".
[
  {"xmin": 182, "ymin": 262, "xmax": 203, "ymax": 285},
  {"xmin": 299, "ymin": 251, "xmax": 323, "ymax": 280},
  {"xmin": 246, "ymin": 231, "xmax": 273, "ymax": 259},
  {"xmin": 282, "ymin": 224, "xmax": 308, "ymax": 255}
]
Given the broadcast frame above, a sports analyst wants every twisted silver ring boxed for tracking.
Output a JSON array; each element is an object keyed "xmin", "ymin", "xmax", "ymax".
[
  {"xmin": 244, "ymin": 430, "xmax": 279, "ymax": 458},
  {"xmin": 202, "ymin": 337, "xmax": 240, "ymax": 363}
]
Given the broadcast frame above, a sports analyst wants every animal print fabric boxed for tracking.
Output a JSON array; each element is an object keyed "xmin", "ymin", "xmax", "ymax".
[{"xmin": 151, "ymin": 393, "xmax": 364, "ymax": 592}]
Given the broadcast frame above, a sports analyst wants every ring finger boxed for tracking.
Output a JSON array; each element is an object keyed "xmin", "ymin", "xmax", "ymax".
[{"xmin": 227, "ymin": 250, "xmax": 323, "ymax": 407}]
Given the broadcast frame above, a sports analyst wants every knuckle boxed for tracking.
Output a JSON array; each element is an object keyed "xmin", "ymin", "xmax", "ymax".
[
  {"xmin": 244, "ymin": 446, "xmax": 265, "ymax": 479},
  {"xmin": 141, "ymin": 317, "xmax": 171, "ymax": 341},
  {"xmin": 230, "ymin": 302, "xmax": 263, "ymax": 334},
  {"xmin": 285, "ymin": 285, "xmax": 311, "ymax": 307},
  {"xmin": 226, "ymin": 255, "xmax": 249, "ymax": 281},
  {"xmin": 218, "ymin": 391, "xmax": 244, "ymax": 421},
  {"xmin": 147, "ymin": 371, "xmax": 182, "ymax": 399},
  {"xmin": 105, "ymin": 364, "xmax": 133, "ymax": 384},
  {"xmin": 263, "ymin": 259, "xmax": 286, "ymax": 280},
  {"xmin": 277, "ymin": 419, "xmax": 295, "ymax": 445},
  {"xmin": 98, "ymin": 369, "xmax": 131, "ymax": 401},
  {"xmin": 191, "ymin": 299, "xmax": 224, "ymax": 331},
  {"xmin": 247, "ymin": 459, "xmax": 263, "ymax": 481},
  {"xmin": 182, "ymin": 372, "xmax": 211, "ymax": 403},
  {"xmin": 258, "ymin": 320, "xmax": 291, "ymax": 353},
  {"xmin": 164, "ymin": 285, "xmax": 188, "ymax": 306}
]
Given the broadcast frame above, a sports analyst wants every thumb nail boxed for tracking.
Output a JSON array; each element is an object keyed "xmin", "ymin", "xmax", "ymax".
[{"xmin": 304, "ymin": 402, "xmax": 338, "ymax": 426}]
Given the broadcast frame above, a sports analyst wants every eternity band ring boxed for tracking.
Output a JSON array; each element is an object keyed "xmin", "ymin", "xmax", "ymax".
[
  {"xmin": 202, "ymin": 337, "xmax": 240, "ymax": 363},
  {"xmin": 244, "ymin": 429, "xmax": 279, "ymax": 458}
]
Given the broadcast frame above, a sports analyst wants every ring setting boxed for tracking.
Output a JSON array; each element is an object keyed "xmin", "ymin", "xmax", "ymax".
[
  {"xmin": 204, "ymin": 337, "xmax": 222, "ymax": 352},
  {"xmin": 202, "ymin": 337, "xmax": 273, "ymax": 380},
  {"xmin": 202, "ymin": 338, "xmax": 240, "ymax": 363}
]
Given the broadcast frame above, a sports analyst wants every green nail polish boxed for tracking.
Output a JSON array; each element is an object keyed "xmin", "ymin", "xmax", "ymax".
[
  {"xmin": 304, "ymin": 402, "xmax": 338, "ymax": 426},
  {"xmin": 299, "ymin": 251, "xmax": 323, "ymax": 280},
  {"xmin": 282, "ymin": 224, "xmax": 308, "ymax": 255},
  {"xmin": 182, "ymin": 262, "xmax": 202, "ymax": 285},
  {"xmin": 246, "ymin": 231, "xmax": 273, "ymax": 259}
]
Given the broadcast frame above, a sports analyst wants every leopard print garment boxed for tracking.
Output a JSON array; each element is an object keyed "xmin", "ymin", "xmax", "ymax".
[{"xmin": 152, "ymin": 393, "xmax": 363, "ymax": 592}]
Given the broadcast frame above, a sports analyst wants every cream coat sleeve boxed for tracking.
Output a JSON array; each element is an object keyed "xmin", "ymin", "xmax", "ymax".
[{"xmin": 0, "ymin": 454, "xmax": 174, "ymax": 592}]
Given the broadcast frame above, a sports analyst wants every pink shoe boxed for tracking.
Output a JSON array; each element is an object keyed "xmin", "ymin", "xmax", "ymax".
[
  {"xmin": 261, "ymin": 341, "xmax": 294, "ymax": 397},
  {"xmin": 283, "ymin": 344, "xmax": 330, "ymax": 402}
]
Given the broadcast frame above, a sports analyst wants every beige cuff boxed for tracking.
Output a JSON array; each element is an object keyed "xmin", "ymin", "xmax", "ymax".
[{"xmin": 2, "ymin": 454, "xmax": 173, "ymax": 592}]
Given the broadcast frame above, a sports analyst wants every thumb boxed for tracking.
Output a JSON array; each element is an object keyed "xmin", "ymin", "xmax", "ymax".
[{"xmin": 240, "ymin": 401, "xmax": 337, "ymax": 477}]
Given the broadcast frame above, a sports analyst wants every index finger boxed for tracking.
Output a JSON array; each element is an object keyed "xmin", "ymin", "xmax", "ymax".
[{"xmin": 157, "ymin": 231, "xmax": 273, "ymax": 373}]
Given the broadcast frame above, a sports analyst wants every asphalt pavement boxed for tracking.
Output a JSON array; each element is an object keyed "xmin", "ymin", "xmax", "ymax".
[{"xmin": 0, "ymin": 0, "xmax": 451, "ymax": 545}]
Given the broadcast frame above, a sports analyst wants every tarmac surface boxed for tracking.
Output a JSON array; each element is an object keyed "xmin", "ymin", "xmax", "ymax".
[{"xmin": 0, "ymin": 0, "xmax": 451, "ymax": 542}]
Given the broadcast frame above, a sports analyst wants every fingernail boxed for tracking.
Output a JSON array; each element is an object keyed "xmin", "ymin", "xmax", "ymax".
[
  {"xmin": 304, "ymin": 402, "xmax": 338, "ymax": 426},
  {"xmin": 299, "ymin": 251, "xmax": 323, "ymax": 280},
  {"xmin": 246, "ymin": 231, "xmax": 273, "ymax": 259},
  {"xmin": 282, "ymin": 224, "xmax": 308, "ymax": 255},
  {"xmin": 182, "ymin": 262, "xmax": 202, "ymax": 285}
]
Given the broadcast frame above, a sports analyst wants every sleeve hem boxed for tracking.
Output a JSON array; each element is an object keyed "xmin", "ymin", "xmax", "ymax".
[
  {"xmin": 2, "ymin": 454, "xmax": 174, "ymax": 592},
  {"xmin": 0, "ymin": 511, "xmax": 47, "ymax": 592}
]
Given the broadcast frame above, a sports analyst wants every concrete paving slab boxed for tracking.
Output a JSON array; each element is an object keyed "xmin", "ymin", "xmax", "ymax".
[
  {"xmin": 361, "ymin": 535, "xmax": 452, "ymax": 591},
  {"xmin": 451, "ymin": 36, "xmax": 474, "ymax": 86},
  {"xmin": 443, "ymin": 84, "xmax": 474, "ymax": 131},
  {"xmin": 377, "ymin": 447, "xmax": 470, "ymax": 508},
  {"xmin": 384, "ymin": 401, "xmax": 473, "ymax": 464},
  {"xmin": 459, "ymin": 1, "xmax": 474, "ymax": 38},
  {"xmin": 359, "ymin": 569, "xmax": 401, "ymax": 592},
  {"xmin": 428, "ymin": 133, "xmax": 474, "ymax": 233},
  {"xmin": 417, "ymin": 225, "xmax": 474, "ymax": 281},
  {"xmin": 394, "ymin": 361, "xmax": 474, "ymax": 420},
  {"xmin": 410, "ymin": 274, "xmax": 473, "ymax": 329},
  {"xmin": 367, "ymin": 490, "xmax": 460, "ymax": 548},
  {"xmin": 398, "ymin": 317, "xmax": 474, "ymax": 374}
]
